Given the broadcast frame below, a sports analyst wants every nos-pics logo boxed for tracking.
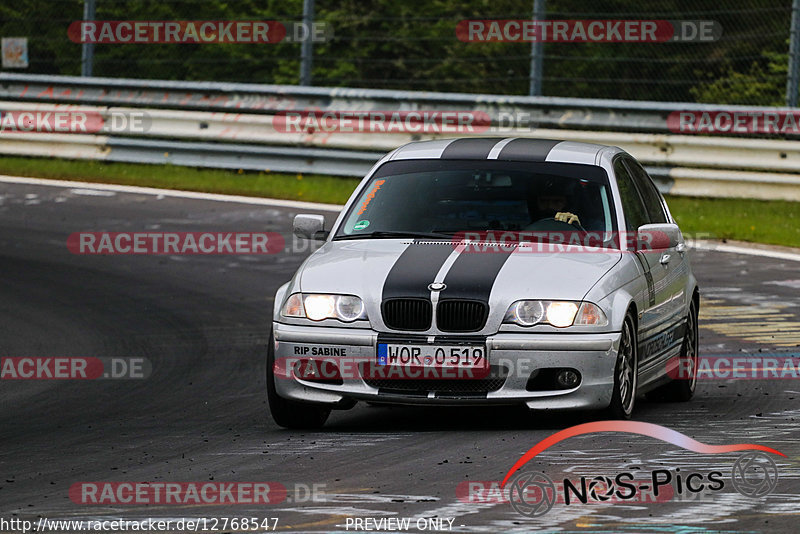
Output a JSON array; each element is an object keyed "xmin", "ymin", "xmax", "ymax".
[{"xmin": 502, "ymin": 421, "xmax": 782, "ymax": 518}]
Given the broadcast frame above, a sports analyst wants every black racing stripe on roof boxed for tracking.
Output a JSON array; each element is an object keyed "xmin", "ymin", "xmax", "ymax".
[
  {"xmin": 497, "ymin": 138, "xmax": 561, "ymax": 161},
  {"xmin": 439, "ymin": 138, "xmax": 504, "ymax": 160},
  {"xmin": 440, "ymin": 247, "xmax": 514, "ymax": 303},
  {"xmin": 382, "ymin": 241, "xmax": 454, "ymax": 300}
]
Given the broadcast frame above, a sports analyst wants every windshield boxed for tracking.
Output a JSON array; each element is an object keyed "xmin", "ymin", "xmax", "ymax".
[{"xmin": 335, "ymin": 159, "xmax": 616, "ymax": 242}]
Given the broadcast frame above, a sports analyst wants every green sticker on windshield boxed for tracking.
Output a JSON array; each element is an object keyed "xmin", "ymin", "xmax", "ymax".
[{"xmin": 353, "ymin": 220, "xmax": 370, "ymax": 231}]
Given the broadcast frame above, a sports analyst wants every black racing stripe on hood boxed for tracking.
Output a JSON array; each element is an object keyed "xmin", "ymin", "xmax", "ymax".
[
  {"xmin": 440, "ymin": 247, "xmax": 515, "ymax": 302},
  {"xmin": 382, "ymin": 242, "xmax": 454, "ymax": 300},
  {"xmin": 439, "ymin": 138, "xmax": 505, "ymax": 160},
  {"xmin": 497, "ymin": 138, "xmax": 561, "ymax": 161}
]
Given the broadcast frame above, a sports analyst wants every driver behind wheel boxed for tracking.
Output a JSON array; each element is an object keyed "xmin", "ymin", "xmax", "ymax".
[{"xmin": 526, "ymin": 178, "xmax": 581, "ymax": 226}]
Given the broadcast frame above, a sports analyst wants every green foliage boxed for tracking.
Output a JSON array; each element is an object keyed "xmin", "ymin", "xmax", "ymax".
[
  {"xmin": 691, "ymin": 49, "xmax": 788, "ymax": 105},
  {"xmin": 0, "ymin": 1, "xmax": 793, "ymax": 103}
]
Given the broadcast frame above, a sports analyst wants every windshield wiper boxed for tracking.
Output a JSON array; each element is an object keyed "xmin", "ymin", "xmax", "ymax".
[{"xmin": 334, "ymin": 231, "xmax": 452, "ymax": 240}]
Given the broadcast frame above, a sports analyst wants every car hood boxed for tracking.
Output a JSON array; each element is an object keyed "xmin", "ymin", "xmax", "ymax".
[{"xmin": 299, "ymin": 240, "xmax": 621, "ymax": 305}]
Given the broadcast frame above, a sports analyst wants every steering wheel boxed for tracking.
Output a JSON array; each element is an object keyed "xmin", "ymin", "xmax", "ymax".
[{"xmin": 524, "ymin": 217, "xmax": 586, "ymax": 232}]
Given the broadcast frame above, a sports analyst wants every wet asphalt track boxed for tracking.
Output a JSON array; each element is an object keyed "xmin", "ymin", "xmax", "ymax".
[{"xmin": 1, "ymin": 180, "xmax": 799, "ymax": 533}]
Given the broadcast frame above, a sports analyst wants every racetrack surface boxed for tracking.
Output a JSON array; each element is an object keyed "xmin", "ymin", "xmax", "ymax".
[{"xmin": 1, "ymin": 181, "xmax": 799, "ymax": 533}]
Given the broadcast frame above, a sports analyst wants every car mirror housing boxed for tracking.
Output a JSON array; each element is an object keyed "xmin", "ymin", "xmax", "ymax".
[
  {"xmin": 293, "ymin": 214, "xmax": 328, "ymax": 241},
  {"xmin": 636, "ymin": 223, "xmax": 681, "ymax": 251}
]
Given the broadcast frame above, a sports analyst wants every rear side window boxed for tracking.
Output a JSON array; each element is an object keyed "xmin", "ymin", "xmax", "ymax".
[
  {"xmin": 624, "ymin": 158, "xmax": 668, "ymax": 224},
  {"xmin": 614, "ymin": 159, "xmax": 648, "ymax": 232}
]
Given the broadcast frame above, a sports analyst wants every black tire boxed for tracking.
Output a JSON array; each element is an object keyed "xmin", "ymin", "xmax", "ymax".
[
  {"xmin": 605, "ymin": 314, "xmax": 638, "ymax": 419},
  {"xmin": 649, "ymin": 300, "xmax": 699, "ymax": 402},
  {"xmin": 266, "ymin": 331, "xmax": 331, "ymax": 429}
]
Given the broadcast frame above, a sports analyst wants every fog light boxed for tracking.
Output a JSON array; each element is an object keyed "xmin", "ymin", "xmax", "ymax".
[
  {"xmin": 293, "ymin": 359, "xmax": 343, "ymax": 385},
  {"xmin": 556, "ymin": 369, "xmax": 580, "ymax": 388}
]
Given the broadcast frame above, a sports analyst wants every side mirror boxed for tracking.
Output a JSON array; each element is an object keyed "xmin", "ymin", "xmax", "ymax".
[
  {"xmin": 293, "ymin": 214, "xmax": 329, "ymax": 241},
  {"xmin": 636, "ymin": 223, "xmax": 681, "ymax": 251}
]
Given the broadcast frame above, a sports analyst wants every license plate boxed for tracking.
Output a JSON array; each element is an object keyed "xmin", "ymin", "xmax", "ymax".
[{"xmin": 377, "ymin": 343, "xmax": 486, "ymax": 369}]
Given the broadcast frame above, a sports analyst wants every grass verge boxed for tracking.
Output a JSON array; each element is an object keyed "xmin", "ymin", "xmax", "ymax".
[
  {"xmin": 664, "ymin": 195, "xmax": 799, "ymax": 248},
  {"xmin": 0, "ymin": 156, "xmax": 797, "ymax": 248},
  {"xmin": 0, "ymin": 156, "xmax": 360, "ymax": 205}
]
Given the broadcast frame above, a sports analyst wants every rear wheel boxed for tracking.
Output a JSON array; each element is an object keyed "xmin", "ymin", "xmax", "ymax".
[
  {"xmin": 267, "ymin": 331, "xmax": 331, "ymax": 429},
  {"xmin": 649, "ymin": 300, "xmax": 699, "ymax": 402},
  {"xmin": 605, "ymin": 314, "xmax": 637, "ymax": 419}
]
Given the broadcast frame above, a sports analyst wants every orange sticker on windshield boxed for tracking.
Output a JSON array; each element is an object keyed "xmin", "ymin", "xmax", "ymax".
[{"xmin": 357, "ymin": 180, "xmax": 385, "ymax": 215}]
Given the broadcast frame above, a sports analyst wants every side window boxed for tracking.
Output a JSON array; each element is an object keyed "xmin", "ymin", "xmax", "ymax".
[
  {"xmin": 614, "ymin": 159, "xmax": 648, "ymax": 232},
  {"xmin": 624, "ymin": 158, "xmax": 668, "ymax": 224}
]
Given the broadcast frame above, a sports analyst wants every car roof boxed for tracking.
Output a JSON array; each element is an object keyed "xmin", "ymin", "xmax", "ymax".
[{"xmin": 387, "ymin": 137, "xmax": 623, "ymax": 165}]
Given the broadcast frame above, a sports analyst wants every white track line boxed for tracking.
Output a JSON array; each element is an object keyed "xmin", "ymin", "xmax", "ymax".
[
  {"xmin": 692, "ymin": 240, "xmax": 800, "ymax": 262},
  {"xmin": 0, "ymin": 175, "xmax": 343, "ymax": 212}
]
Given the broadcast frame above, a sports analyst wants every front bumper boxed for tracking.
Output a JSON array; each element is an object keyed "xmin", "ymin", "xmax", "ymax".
[{"xmin": 271, "ymin": 322, "xmax": 621, "ymax": 410}]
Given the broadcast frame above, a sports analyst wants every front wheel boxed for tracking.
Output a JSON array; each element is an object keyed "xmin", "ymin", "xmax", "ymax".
[
  {"xmin": 650, "ymin": 300, "xmax": 699, "ymax": 402},
  {"xmin": 605, "ymin": 314, "xmax": 638, "ymax": 419},
  {"xmin": 267, "ymin": 331, "xmax": 331, "ymax": 429}
]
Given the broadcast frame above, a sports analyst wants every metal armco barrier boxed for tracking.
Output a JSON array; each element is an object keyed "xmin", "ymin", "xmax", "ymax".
[{"xmin": 1, "ymin": 73, "xmax": 799, "ymax": 201}]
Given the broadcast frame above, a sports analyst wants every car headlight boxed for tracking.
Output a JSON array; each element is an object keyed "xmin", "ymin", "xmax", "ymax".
[
  {"xmin": 504, "ymin": 300, "xmax": 607, "ymax": 328},
  {"xmin": 281, "ymin": 293, "xmax": 367, "ymax": 322},
  {"xmin": 335, "ymin": 295, "xmax": 365, "ymax": 321},
  {"xmin": 504, "ymin": 301, "xmax": 545, "ymax": 326},
  {"xmin": 546, "ymin": 301, "xmax": 580, "ymax": 327}
]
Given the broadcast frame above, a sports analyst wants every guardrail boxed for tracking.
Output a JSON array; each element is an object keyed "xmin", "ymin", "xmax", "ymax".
[
  {"xmin": 0, "ymin": 73, "xmax": 799, "ymax": 201},
  {"xmin": 3, "ymin": 73, "xmax": 799, "ymax": 135}
]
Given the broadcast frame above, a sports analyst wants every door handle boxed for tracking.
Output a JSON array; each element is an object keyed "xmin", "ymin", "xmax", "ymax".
[
  {"xmin": 675, "ymin": 242, "xmax": 686, "ymax": 255},
  {"xmin": 660, "ymin": 253, "xmax": 671, "ymax": 265}
]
